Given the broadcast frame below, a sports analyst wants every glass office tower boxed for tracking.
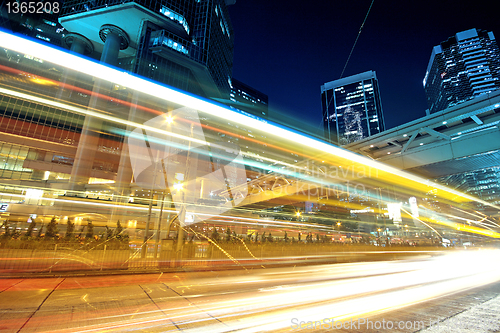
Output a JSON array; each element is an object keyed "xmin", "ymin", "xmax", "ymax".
[
  {"xmin": 58, "ymin": 0, "xmax": 235, "ymax": 99},
  {"xmin": 437, "ymin": 166, "xmax": 500, "ymax": 206},
  {"xmin": 321, "ymin": 71, "xmax": 385, "ymax": 145},
  {"xmin": 423, "ymin": 28, "xmax": 500, "ymax": 114},
  {"xmin": 0, "ymin": 0, "xmax": 238, "ymax": 193}
]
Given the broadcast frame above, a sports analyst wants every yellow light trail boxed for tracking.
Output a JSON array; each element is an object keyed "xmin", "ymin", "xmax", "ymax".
[
  {"xmin": 0, "ymin": 31, "xmax": 498, "ymax": 211},
  {"xmin": 23, "ymin": 250, "xmax": 500, "ymax": 333}
]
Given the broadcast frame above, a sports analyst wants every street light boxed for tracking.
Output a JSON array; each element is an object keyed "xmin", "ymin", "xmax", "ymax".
[{"xmin": 165, "ymin": 115, "xmax": 174, "ymax": 124}]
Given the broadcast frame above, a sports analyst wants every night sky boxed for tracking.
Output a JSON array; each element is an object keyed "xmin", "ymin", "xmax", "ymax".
[{"xmin": 228, "ymin": 0, "xmax": 500, "ymax": 135}]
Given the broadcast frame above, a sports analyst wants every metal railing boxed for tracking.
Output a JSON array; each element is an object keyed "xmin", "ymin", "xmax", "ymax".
[{"xmin": 0, "ymin": 238, "xmax": 448, "ymax": 275}]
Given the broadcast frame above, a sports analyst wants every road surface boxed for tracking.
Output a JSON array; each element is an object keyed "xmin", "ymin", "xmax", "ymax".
[{"xmin": 1, "ymin": 250, "xmax": 500, "ymax": 332}]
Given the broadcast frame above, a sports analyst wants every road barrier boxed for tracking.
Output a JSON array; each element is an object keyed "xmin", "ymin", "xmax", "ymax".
[{"xmin": 0, "ymin": 239, "xmax": 450, "ymax": 275}]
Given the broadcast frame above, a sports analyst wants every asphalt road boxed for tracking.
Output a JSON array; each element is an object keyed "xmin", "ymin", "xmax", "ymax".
[{"xmin": 1, "ymin": 250, "xmax": 500, "ymax": 332}]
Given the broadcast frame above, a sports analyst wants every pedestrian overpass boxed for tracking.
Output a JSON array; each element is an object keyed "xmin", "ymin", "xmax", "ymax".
[{"xmin": 344, "ymin": 91, "xmax": 500, "ymax": 178}]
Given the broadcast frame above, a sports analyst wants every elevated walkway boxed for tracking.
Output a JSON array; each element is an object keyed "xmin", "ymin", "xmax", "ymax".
[{"xmin": 344, "ymin": 91, "xmax": 500, "ymax": 178}]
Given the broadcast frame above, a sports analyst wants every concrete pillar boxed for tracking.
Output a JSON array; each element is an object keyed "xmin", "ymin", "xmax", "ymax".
[
  {"xmin": 56, "ymin": 33, "xmax": 93, "ymax": 101},
  {"xmin": 64, "ymin": 33, "xmax": 94, "ymax": 55},
  {"xmin": 109, "ymin": 91, "xmax": 139, "ymax": 223},
  {"xmin": 99, "ymin": 24, "xmax": 130, "ymax": 66},
  {"xmin": 68, "ymin": 25, "xmax": 129, "ymax": 194}
]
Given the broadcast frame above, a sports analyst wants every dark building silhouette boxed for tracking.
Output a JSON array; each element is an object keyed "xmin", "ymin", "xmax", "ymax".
[
  {"xmin": 229, "ymin": 78, "xmax": 268, "ymax": 119},
  {"xmin": 0, "ymin": 1, "xmax": 65, "ymax": 46}
]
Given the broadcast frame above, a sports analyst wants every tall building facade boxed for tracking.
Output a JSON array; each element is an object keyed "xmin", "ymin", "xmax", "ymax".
[
  {"xmin": 0, "ymin": 1, "xmax": 273, "ymax": 193},
  {"xmin": 0, "ymin": 0, "xmax": 235, "ymax": 191},
  {"xmin": 229, "ymin": 78, "xmax": 268, "ymax": 119},
  {"xmin": 424, "ymin": 28, "xmax": 500, "ymax": 114},
  {"xmin": 57, "ymin": 0, "xmax": 235, "ymax": 99},
  {"xmin": 321, "ymin": 71, "xmax": 385, "ymax": 145},
  {"xmin": 437, "ymin": 166, "xmax": 500, "ymax": 206},
  {"xmin": 2, "ymin": 0, "xmax": 237, "ymax": 98}
]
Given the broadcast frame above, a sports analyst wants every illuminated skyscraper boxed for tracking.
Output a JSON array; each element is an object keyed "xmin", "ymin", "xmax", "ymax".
[
  {"xmin": 423, "ymin": 28, "xmax": 500, "ymax": 114},
  {"xmin": 321, "ymin": 70, "xmax": 385, "ymax": 145}
]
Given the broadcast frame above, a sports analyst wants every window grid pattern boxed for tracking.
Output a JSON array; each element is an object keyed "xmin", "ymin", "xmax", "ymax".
[
  {"xmin": 0, "ymin": 94, "xmax": 83, "ymax": 145},
  {"xmin": 321, "ymin": 74, "xmax": 385, "ymax": 145},
  {"xmin": 424, "ymin": 29, "xmax": 500, "ymax": 113},
  {"xmin": 60, "ymin": 0, "xmax": 233, "ymax": 100},
  {"xmin": 0, "ymin": 142, "xmax": 32, "ymax": 180}
]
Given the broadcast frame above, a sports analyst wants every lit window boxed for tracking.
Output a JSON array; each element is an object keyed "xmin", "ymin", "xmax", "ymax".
[
  {"xmin": 160, "ymin": 6, "xmax": 190, "ymax": 34},
  {"xmin": 43, "ymin": 19, "xmax": 56, "ymax": 27},
  {"xmin": 35, "ymin": 34, "xmax": 50, "ymax": 42},
  {"xmin": 161, "ymin": 37, "xmax": 188, "ymax": 55}
]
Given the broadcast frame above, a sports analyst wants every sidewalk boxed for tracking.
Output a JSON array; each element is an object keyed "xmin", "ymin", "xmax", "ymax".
[{"xmin": 421, "ymin": 293, "xmax": 500, "ymax": 332}]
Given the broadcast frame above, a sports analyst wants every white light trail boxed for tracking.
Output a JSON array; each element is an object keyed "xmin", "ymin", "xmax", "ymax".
[{"xmin": 0, "ymin": 31, "xmax": 495, "ymax": 209}]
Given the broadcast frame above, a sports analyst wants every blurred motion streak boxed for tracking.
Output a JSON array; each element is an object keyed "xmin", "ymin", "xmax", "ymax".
[
  {"xmin": 1, "ymin": 251, "xmax": 500, "ymax": 332},
  {"xmin": 1, "ymin": 29, "xmax": 500, "ymax": 278}
]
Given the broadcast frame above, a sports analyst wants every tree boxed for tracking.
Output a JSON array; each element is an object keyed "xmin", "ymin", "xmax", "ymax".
[
  {"xmin": 115, "ymin": 220, "xmax": 123, "ymax": 240},
  {"xmin": 45, "ymin": 217, "xmax": 59, "ymax": 239},
  {"xmin": 65, "ymin": 218, "xmax": 75, "ymax": 239},
  {"xmin": 85, "ymin": 220, "xmax": 94, "ymax": 240},
  {"xmin": 211, "ymin": 228, "xmax": 220, "ymax": 242},
  {"xmin": 105, "ymin": 226, "xmax": 113, "ymax": 240},
  {"xmin": 340, "ymin": 221, "xmax": 358, "ymax": 232},
  {"xmin": 37, "ymin": 223, "xmax": 44, "ymax": 238},
  {"xmin": 24, "ymin": 219, "xmax": 36, "ymax": 239},
  {"xmin": 0, "ymin": 222, "xmax": 10, "ymax": 239}
]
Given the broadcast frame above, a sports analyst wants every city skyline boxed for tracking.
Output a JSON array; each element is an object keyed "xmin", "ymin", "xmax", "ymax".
[{"xmin": 228, "ymin": 0, "xmax": 500, "ymax": 133}]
